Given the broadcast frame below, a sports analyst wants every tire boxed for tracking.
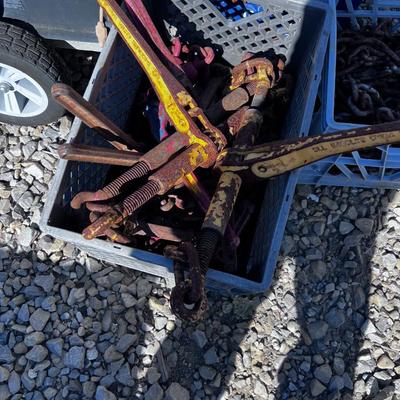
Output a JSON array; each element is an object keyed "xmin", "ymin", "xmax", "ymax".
[{"xmin": 0, "ymin": 21, "xmax": 69, "ymax": 126}]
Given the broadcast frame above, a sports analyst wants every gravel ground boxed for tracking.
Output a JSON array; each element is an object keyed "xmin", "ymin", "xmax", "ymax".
[{"xmin": 0, "ymin": 118, "xmax": 399, "ymax": 400}]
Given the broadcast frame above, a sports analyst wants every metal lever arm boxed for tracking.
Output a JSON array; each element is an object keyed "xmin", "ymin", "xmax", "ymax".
[
  {"xmin": 52, "ymin": 83, "xmax": 142, "ymax": 151},
  {"xmin": 97, "ymin": 0, "xmax": 222, "ymax": 159},
  {"xmin": 58, "ymin": 144, "xmax": 142, "ymax": 166},
  {"xmin": 219, "ymin": 121, "xmax": 400, "ymax": 179}
]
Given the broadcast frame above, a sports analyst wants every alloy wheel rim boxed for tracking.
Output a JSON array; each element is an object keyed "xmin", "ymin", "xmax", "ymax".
[{"xmin": 0, "ymin": 62, "xmax": 48, "ymax": 117}]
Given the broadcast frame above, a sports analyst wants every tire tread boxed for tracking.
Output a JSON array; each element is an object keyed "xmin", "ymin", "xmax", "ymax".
[{"xmin": 0, "ymin": 21, "xmax": 68, "ymax": 82}]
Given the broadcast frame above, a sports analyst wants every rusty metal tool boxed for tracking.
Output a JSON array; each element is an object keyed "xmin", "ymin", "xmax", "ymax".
[
  {"xmin": 58, "ymin": 143, "xmax": 142, "ymax": 166},
  {"xmin": 170, "ymin": 69, "xmax": 272, "ymax": 321},
  {"xmin": 52, "ymin": 83, "xmax": 143, "ymax": 152},
  {"xmin": 97, "ymin": 0, "xmax": 226, "ymax": 153},
  {"xmin": 71, "ymin": 132, "xmax": 189, "ymax": 209},
  {"xmin": 218, "ymin": 121, "xmax": 400, "ymax": 178},
  {"xmin": 76, "ymin": 0, "xmax": 228, "ymax": 239},
  {"xmin": 82, "ymin": 144, "xmax": 208, "ymax": 239}
]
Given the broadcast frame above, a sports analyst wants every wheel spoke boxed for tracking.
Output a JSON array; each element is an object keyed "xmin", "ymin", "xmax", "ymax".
[
  {"xmin": 7, "ymin": 71, "xmax": 25, "ymax": 83},
  {"xmin": 0, "ymin": 67, "xmax": 8, "ymax": 79},
  {"xmin": 4, "ymin": 91, "xmax": 21, "ymax": 114},
  {"xmin": 14, "ymin": 84, "xmax": 43, "ymax": 106}
]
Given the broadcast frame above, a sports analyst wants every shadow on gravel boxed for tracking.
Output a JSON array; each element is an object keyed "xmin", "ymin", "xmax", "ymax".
[
  {"xmin": 144, "ymin": 186, "xmax": 390, "ymax": 400},
  {"xmin": 276, "ymin": 186, "xmax": 391, "ymax": 400},
  {"xmin": 142, "ymin": 1, "xmax": 351, "ymax": 399}
]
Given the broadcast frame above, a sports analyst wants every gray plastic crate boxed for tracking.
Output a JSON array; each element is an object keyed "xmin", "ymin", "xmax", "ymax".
[
  {"xmin": 301, "ymin": 0, "xmax": 400, "ymax": 188},
  {"xmin": 40, "ymin": 0, "xmax": 332, "ymax": 295}
]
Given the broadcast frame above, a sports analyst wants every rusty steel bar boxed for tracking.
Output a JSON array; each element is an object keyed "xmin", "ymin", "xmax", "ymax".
[
  {"xmin": 125, "ymin": 0, "xmax": 184, "ymax": 72},
  {"xmin": 219, "ymin": 120, "xmax": 400, "ymax": 179},
  {"xmin": 58, "ymin": 143, "xmax": 142, "ymax": 166},
  {"xmin": 201, "ymin": 172, "xmax": 243, "ymax": 237},
  {"xmin": 52, "ymin": 83, "xmax": 142, "ymax": 151},
  {"xmin": 170, "ymin": 172, "xmax": 242, "ymax": 320}
]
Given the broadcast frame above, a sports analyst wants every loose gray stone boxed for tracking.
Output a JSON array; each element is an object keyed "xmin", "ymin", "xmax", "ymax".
[
  {"xmin": 366, "ymin": 376, "xmax": 379, "ymax": 397},
  {"xmin": 67, "ymin": 288, "xmax": 86, "ymax": 306},
  {"xmin": 313, "ymin": 221, "xmax": 325, "ymax": 236},
  {"xmin": 34, "ymin": 275, "xmax": 54, "ymax": 293},
  {"xmin": 136, "ymin": 278, "xmax": 152, "ymax": 298},
  {"xmin": 87, "ymin": 347, "xmax": 98, "ymax": 361},
  {"xmin": 154, "ymin": 316, "xmax": 167, "ymax": 330},
  {"xmin": 83, "ymin": 381, "xmax": 96, "ymax": 398},
  {"xmin": 0, "ymin": 367, "xmax": 9, "ymax": 383},
  {"xmin": 339, "ymin": 221, "xmax": 355, "ymax": 235},
  {"xmin": 314, "ymin": 364, "xmax": 332, "ymax": 385},
  {"xmin": 25, "ymin": 345, "xmax": 48, "ymax": 363},
  {"xmin": 17, "ymin": 303, "xmax": 30, "ymax": 323},
  {"xmin": 310, "ymin": 260, "xmax": 327, "ymax": 280},
  {"xmin": 8, "ymin": 371, "xmax": 20, "ymax": 394},
  {"xmin": 199, "ymin": 366, "xmax": 216, "ymax": 381},
  {"xmin": 345, "ymin": 205, "xmax": 358, "ymax": 220},
  {"xmin": 144, "ymin": 383, "xmax": 164, "ymax": 400},
  {"xmin": 44, "ymin": 388, "xmax": 58, "ymax": 399},
  {"xmin": 21, "ymin": 373, "xmax": 35, "ymax": 391},
  {"xmin": 307, "ymin": 321, "xmax": 329, "ymax": 341},
  {"xmin": 115, "ymin": 334, "xmax": 136, "ymax": 353},
  {"xmin": 320, "ymin": 197, "xmax": 338, "ymax": 211},
  {"xmin": 121, "ymin": 293, "xmax": 136, "ymax": 308},
  {"xmin": 147, "ymin": 367, "xmax": 161, "ymax": 384},
  {"xmin": 103, "ymin": 345, "xmax": 123, "ymax": 363},
  {"xmin": 375, "ymin": 386, "xmax": 395, "ymax": 400},
  {"xmin": 22, "ymin": 141, "xmax": 37, "ymax": 159},
  {"xmin": 203, "ymin": 347, "xmax": 219, "ymax": 365},
  {"xmin": 333, "ymin": 357, "xmax": 345, "ymax": 375},
  {"xmin": 383, "ymin": 253, "xmax": 397, "ymax": 269},
  {"xmin": 46, "ymin": 338, "xmax": 63, "ymax": 357},
  {"xmin": 0, "ymin": 384, "xmax": 10, "ymax": 400},
  {"xmin": 377, "ymin": 355, "xmax": 395, "ymax": 370},
  {"xmin": 192, "ymin": 330, "xmax": 207, "ymax": 348},
  {"xmin": 95, "ymin": 386, "xmax": 116, "ymax": 400},
  {"xmin": 165, "ymin": 382, "xmax": 190, "ymax": 400},
  {"xmin": 355, "ymin": 218, "xmax": 374, "ymax": 235},
  {"xmin": 310, "ymin": 379, "xmax": 326, "ymax": 397},
  {"xmin": 24, "ymin": 332, "xmax": 46, "ymax": 347},
  {"xmin": 254, "ymin": 380, "xmax": 268, "ymax": 397},
  {"xmin": 0, "ymin": 346, "xmax": 15, "ymax": 363},
  {"xmin": 64, "ymin": 346, "xmax": 85, "ymax": 369},
  {"xmin": 329, "ymin": 375, "xmax": 345, "ymax": 391},
  {"xmin": 353, "ymin": 286, "xmax": 366, "ymax": 310},
  {"xmin": 17, "ymin": 226, "xmax": 35, "ymax": 247},
  {"xmin": 325, "ymin": 308, "xmax": 346, "ymax": 328},
  {"xmin": 29, "ymin": 309, "xmax": 50, "ymax": 331},
  {"xmin": 41, "ymin": 296, "xmax": 56, "ymax": 312},
  {"xmin": 25, "ymin": 163, "xmax": 44, "ymax": 179},
  {"xmin": 374, "ymin": 370, "xmax": 392, "ymax": 383},
  {"xmin": 116, "ymin": 363, "xmax": 134, "ymax": 386},
  {"xmin": 0, "ymin": 200, "xmax": 11, "ymax": 215},
  {"xmin": 18, "ymin": 191, "xmax": 34, "ymax": 211}
]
